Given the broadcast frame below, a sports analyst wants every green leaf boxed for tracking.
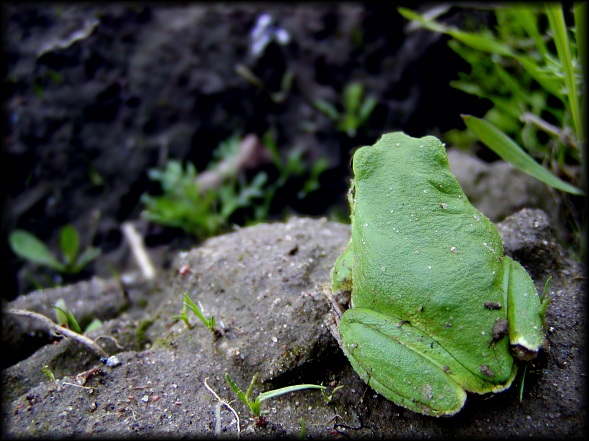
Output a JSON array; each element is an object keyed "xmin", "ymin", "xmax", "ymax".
[
  {"xmin": 54, "ymin": 299, "xmax": 70, "ymax": 327},
  {"xmin": 9, "ymin": 230, "xmax": 66, "ymax": 272},
  {"xmin": 343, "ymin": 82, "xmax": 363, "ymax": 114},
  {"xmin": 53, "ymin": 300, "xmax": 82, "ymax": 334},
  {"xmin": 84, "ymin": 318, "xmax": 103, "ymax": 334},
  {"xmin": 60, "ymin": 225, "xmax": 80, "ymax": 266},
  {"xmin": 462, "ymin": 115, "xmax": 584, "ymax": 195}
]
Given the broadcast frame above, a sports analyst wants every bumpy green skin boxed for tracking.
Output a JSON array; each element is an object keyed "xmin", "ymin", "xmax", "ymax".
[{"xmin": 331, "ymin": 132, "xmax": 545, "ymax": 417}]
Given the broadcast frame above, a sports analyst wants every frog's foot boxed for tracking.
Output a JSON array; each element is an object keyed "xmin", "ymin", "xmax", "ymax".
[
  {"xmin": 339, "ymin": 307, "xmax": 467, "ymax": 416},
  {"xmin": 321, "ymin": 284, "xmax": 347, "ymax": 348}
]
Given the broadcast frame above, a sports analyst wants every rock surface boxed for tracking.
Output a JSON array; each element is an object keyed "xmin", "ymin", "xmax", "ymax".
[
  {"xmin": 1, "ymin": 213, "xmax": 585, "ymax": 437},
  {"xmin": 447, "ymin": 149, "xmax": 560, "ymax": 224}
]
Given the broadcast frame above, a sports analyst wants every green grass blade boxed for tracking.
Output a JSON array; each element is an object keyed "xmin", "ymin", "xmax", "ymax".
[
  {"xmin": 546, "ymin": 4, "xmax": 583, "ymax": 145},
  {"xmin": 462, "ymin": 115, "xmax": 584, "ymax": 195},
  {"xmin": 574, "ymin": 4, "xmax": 587, "ymax": 99},
  {"xmin": 343, "ymin": 82, "xmax": 363, "ymax": 114},
  {"xmin": 573, "ymin": 2, "xmax": 586, "ymax": 152},
  {"xmin": 519, "ymin": 364, "xmax": 528, "ymax": 402},
  {"xmin": 183, "ymin": 293, "xmax": 215, "ymax": 330},
  {"xmin": 224, "ymin": 374, "xmax": 250, "ymax": 407},
  {"xmin": 398, "ymin": 7, "xmax": 514, "ymax": 56},
  {"xmin": 400, "ymin": 6, "xmax": 564, "ymax": 99},
  {"xmin": 358, "ymin": 95, "xmax": 378, "ymax": 124}
]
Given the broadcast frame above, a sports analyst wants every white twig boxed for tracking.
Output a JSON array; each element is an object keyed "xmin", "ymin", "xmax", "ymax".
[
  {"xmin": 6, "ymin": 308, "xmax": 109, "ymax": 359},
  {"xmin": 195, "ymin": 134, "xmax": 271, "ymax": 191},
  {"xmin": 121, "ymin": 222, "xmax": 156, "ymax": 280},
  {"xmin": 204, "ymin": 377, "xmax": 241, "ymax": 439}
]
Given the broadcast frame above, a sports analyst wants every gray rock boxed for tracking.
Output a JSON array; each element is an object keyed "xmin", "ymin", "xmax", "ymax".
[
  {"xmin": 1, "ymin": 214, "xmax": 584, "ymax": 437},
  {"xmin": 447, "ymin": 149, "xmax": 559, "ymax": 223}
]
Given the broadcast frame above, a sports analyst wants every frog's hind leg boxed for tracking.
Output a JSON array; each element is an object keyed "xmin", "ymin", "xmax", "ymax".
[{"xmin": 339, "ymin": 307, "xmax": 468, "ymax": 416}]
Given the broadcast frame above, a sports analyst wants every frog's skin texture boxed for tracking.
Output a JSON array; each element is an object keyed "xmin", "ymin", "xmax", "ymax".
[{"xmin": 330, "ymin": 132, "xmax": 545, "ymax": 417}]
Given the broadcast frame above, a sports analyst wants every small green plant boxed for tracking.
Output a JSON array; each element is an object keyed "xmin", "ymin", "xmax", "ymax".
[
  {"xmin": 142, "ymin": 133, "xmax": 329, "ymax": 238},
  {"xmin": 174, "ymin": 292, "xmax": 216, "ymax": 332},
  {"xmin": 7, "ymin": 307, "xmax": 108, "ymax": 358},
  {"xmin": 41, "ymin": 365, "xmax": 56, "ymax": 382},
  {"xmin": 321, "ymin": 384, "xmax": 344, "ymax": 403},
  {"xmin": 299, "ymin": 418, "xmax": 306, "ymax": 439},
  {"xmin": 225, "ymin": 373, "xmax": 326, "ymax": 418},
  {"xmin": 53, "ymin": 298, "xmax": 102, "ymax": 334},
  {"xmin": 9, "ymin": 225, "xmax": 100, "ymax": 275},
  {"xmin": 313, "ymin": 81, "xmax": 378, "ymax": 137},
  {"xmin": 398, "ymin": 4, "xmax": 585, "ymax": 196},
  {"xmin": 141, "ymin": 135, "xmax": 268, "ymax": 238}
]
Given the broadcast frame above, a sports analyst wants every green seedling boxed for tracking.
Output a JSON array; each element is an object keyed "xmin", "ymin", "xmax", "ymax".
[
  {"xmin": 299, "ymin": 418, "xmax": 306, "ymax": 439},
  {"xmin": 321, "ymin": 384, "xmax": 344, "ymax": 404},
  {"xmin": 141, "ymin": 160, "xmax": 224, "ymax": 238},
  {"xmin": 142, "ymin": 132, "xmax": 329, "ymax": 238},
  {"xmin": 225, "ymin": 373, "xmax": 326, "ymax": 418},
  {"xmin": 174, "ymin": 293, "xmax": 216, "ymax": 332},
  {"xmin": 53, "ymin": 299, "xmax": 102, "ymax": 334},
  {"xmin": 9, "ymin": 225, "xmax": 100, "ymax": 275},
  {"xmin": 7, "ymin": 307, "xmax": 108, "ymax": 359},
  {"xmin": 41, "ymin": 365, "xmax": 56, "ymax": 382},
  {"xmin": 142, "ymin": 135, "xmax": 268, "ymax": 238},
  {"xmin": 313, "ymin": 81, "xmax": 377, "ymax": 137}
]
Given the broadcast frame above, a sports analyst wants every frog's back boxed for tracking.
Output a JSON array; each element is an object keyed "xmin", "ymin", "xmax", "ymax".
[{"xmin": 350, "ymin": 132, "xmax": 514, "ymax": 388}]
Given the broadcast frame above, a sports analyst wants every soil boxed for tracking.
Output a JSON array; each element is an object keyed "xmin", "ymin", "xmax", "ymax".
[{"xmin": 1, "ymin": 4, "xmax": 585, "ymax": 438}]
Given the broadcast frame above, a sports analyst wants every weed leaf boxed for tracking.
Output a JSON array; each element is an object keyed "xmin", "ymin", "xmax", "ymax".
[
  {"xmin": 9, "ymin": 230, "xmax": 66, "ymax": 272},
  {"xmin": 462, "ymin": 115, "xmax": 584, "ymax": 195},
  {"xmin": 59, "ymin": 225, "xmax": 80, "ymax": 266}
]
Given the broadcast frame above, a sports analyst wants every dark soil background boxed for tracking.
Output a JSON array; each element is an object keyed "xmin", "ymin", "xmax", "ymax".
[{"xmin": 1, "ymin": 3, "xmax": 500, "ymax": 299}]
